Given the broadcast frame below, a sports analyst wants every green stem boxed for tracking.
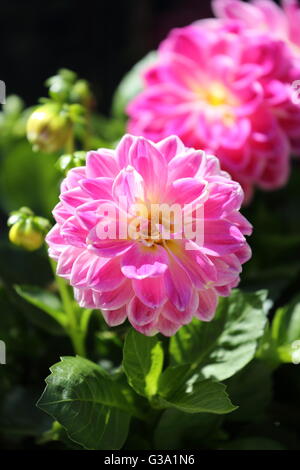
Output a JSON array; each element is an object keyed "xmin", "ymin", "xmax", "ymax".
[
  {"xmin": 80, "ymin": 308, "xmax": 93, "ymax": 333},
  {"xmin": 49, "ymin": 257, "xmax": 87, "ymax": 357}
]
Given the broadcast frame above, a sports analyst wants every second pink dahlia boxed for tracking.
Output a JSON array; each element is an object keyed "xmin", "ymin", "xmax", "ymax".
[
  {"xmin": 46, "ymin": 134, "xmax": 252, "ymax": 336},
  {"xmin": 127, "ymin": 21, "xmax": 300, "ymax": 201}
]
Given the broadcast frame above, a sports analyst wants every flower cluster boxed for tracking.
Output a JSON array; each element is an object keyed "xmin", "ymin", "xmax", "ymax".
[
  {"xmin": 46, "ymin": 135, "xmax": 252, "ymax": 336},
  {"xmin": 127, "ymin": 9, "xmax": 300, "ymax": 201}
]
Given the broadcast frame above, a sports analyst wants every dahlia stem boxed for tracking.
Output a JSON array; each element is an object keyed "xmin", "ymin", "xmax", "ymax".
[
  {"xmin": 48, "ymin": 256, "xmax": 87, "ymax": 357},
  {"xmin": 80, "ymin": 308, "xmax": 93, "ymax": 333}
]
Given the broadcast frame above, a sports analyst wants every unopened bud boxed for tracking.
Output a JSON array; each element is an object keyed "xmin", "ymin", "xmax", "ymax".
[
  {"xmin": 26, "ymin": 103, "xmax": 72, "ymax": 153},
  {"xmin": 8, "ymin": 207, "xmax": 51, "ymax": 251},
  {"xmin": 70, "ymin": 80, "xmax": 93, "ymax": 106}
]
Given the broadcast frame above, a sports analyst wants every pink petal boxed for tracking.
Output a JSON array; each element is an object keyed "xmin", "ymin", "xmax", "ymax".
[
  {"xmin": 60, "ymin": 187, "xmax": 89, "ymax": 211},
  {"xmin": 70, "ymin": 250, "xmax": 96, "ymax": 288},
  {"xmin": 74, "ymin": 287, "xmax": 97, "ymax": 309},
  {"xmin": 62, "ymin": 167, "xmax": 86, "ymax": 191},
  {"xmin": 162, "ymin": 289, "xmax": 197, "ymax": 325},
  {"xmin": 132, "ymin": 275, "xmax": 167, "ymax": 308},
  {"xmin": 195, "ymin": 288, "xmax": 218, "ymax": 321},
  {"xmin": 212, "ymin": 0, "xmax": 264, "ymax": 25},
  {"xmin": 169, "ymin": 240, "xmax": 217, "ymax": 288},
  {"xmin": 75, "ymin": 200, "xmax": 103, "ymax": 231},
  {"xmin": 46, "ymin": 224, "xmax": 67, "ymax": 259},
  {"xmin": 165, "ymin": 178, "xmax": 208, "ymax": 205},
  {"xmin": 164, "ymin": 254, "xmax": 193, "ymax": 311},
  {"xmin": 79, "ymin": 177, "xmax": 113, "ymax": 200},
  {"xmin": 212, "ymin": 254, "xmax": 242, "ymax": 286},
  {"xmin": 92, "ymin": 280, "xmax": 133, "ymax": 310},
  {"xmin": 86, "ymin": 149, "xmax": 119, "ymax": 178},
  {"xmin": 121, "ymin": 244, "xmax": 169, "ymax": 279},
  {"xmin": 227, "ymin": 211, "xmax": 253, "ymax": 236},
  {"xmin": 116, "ymin": 134, "xmax": 136, "ymax": 167},
  {"xmin": 129, "ymin": 137, "xmax": 168, "ymax": 202},
  {"xmin": 56, "ymin": 245, "xmax": 84, "ymax": 279},
  {"xmin": 60, "ymin": 216, "xmax": 87, "ymax": 247},
  {"xmin": 127, "ymin": 295, "xmax": 160, "ymax": 326},
  {"xmin": 52, "ymin": 202, "xmax": 71, "ymax": 225},
  {"xmin": 160, "ymin": 26, "xmax": 209, "ymax": 67},
  {"xmin": 155, "ymin": 135, "xmax": 185, "ymax": 162},
  {"xmin": 168, "ymin": 149, "xmax": 204, "ymax": 182},
  {"xmin": 234, "ymin": 244, "xmax": 252, "ymax": 263},
  {"xmin": 87, "ymin": 256, "xmax": 125, "ymax": 292},
  {"xmin": 204, "ymin": 181, "xmax": 244, "ymax": 218},
  {"xmin": 156, "ymin": 315, "xmax": 181, "ymax": 337},
  {"xmin": 112, "ymin": 166, "xmax": 145, "ymax": 209},
  {"xmin": 101, "ymin": 306, "xmax": 127, "ymax": 327},
  {"xmin": 87, "ymin": 236, "xmax": 134, "ymax": 258},
  {"xmin": 203, "ymin": 220, "xmax": 245, "ymax": 256}
]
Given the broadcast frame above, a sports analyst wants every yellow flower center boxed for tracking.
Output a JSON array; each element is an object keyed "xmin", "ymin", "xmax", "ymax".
[
  {"xmin": 192, "ymin": 81, "xmax": 237, "ymax": 126},
  {"xmin": 205, "ymin": 82, "xmax": 228, "ymax": 107}
]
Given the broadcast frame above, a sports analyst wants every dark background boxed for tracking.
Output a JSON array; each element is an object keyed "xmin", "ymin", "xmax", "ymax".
[{"xmin": 1, "ymin": 0, "xmax": 213, "ymax": 112}]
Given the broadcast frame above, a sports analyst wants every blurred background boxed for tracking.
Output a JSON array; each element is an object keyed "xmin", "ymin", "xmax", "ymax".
[{"xmin": 1, "ymin": 0, "xmax": 213, "ymax": 112}]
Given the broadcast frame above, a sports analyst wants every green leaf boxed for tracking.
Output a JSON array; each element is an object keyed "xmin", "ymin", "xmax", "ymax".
[
  {"xmin": 156, "ymin": 375, "xmax": 236, "ymax": 415},
  {"xmin": 37, "ymin": 356, "xmax": 136, "ymax": 450},
  {"xmin": 111, "ymin": 51, "xmax": 157, "ymax": 118},
  {"xmin": 14, "ymin": 285, "xmax": 67, "ymax": 326},
  {"xmin": 271, "ymin": 295, "xmax": 300, "ymax": 363},
  {"xmin": 255, "ymin": 321, "xmax": 279, "ymax": 366},
  {"xmin": 272, "ymin": 295, "xmax": 300, "ymax": 345},
  {"xmin": 170, "ymin": 289, "xmax": 268, "ymax": 381},
  {"xmin": 123, "ymin": 329, "xmax": 164, "ymax": 398},
  {"xmin": 158, "ymin": 365, "xmax": 192, "ymax": 398}
]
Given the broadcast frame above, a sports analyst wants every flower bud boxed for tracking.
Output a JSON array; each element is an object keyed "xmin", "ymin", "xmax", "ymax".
[
  {"xmin": 8, "ymin": 207, "xmax": 51, "ymax": 251},
  {"xmin": 46, "ymin": 69, "xmax": 77, "ymax": 102},
  {"xmin": 9, "ymin": 220, "xmax": 44, "ymax": 251},
  {"xmin": 26, "ymin": 103, "xmax": 72, "ymax": 153},
  {"xmin": 70, "ymin": 80, "xmax": 93, "ymax": 106}
]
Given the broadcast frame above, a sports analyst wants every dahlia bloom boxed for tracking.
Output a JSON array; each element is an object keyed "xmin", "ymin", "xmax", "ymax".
[
  {"xmin": 213, "ymin": 0, "xmax": 300, "ymax": 66},
  {"xmin": 46, "ymin": 134, "xmax": 252, "ymax": 336},
  {"xmin": 127, "ymin": 22, "xmax": 300, "ymax": 201}
]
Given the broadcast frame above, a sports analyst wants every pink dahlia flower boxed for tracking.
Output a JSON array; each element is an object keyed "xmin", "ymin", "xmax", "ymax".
[
  {"xmin": 213, "ymin": 0, "xmax": 300, "ymax": 66},
  {"xmin": 127, "ymin": 22, "xmax": 300, "ymax": 201},
  {"xmin": 46, "ymin": 135, "xmax": 252, "ymax": 336}
]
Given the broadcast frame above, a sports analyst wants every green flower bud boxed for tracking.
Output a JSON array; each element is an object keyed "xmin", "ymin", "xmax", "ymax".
[
  {"xmin": 26, "ymin": 103, "xmax": 72, "ymax": 153},
  {"xmin": 8, "ymin": 207, "xmax": 51, "ymax": 251},
  {"xmin": 9, "ymin": 220, "xmax": 44, "ymax": 251},
  {"xmin": 70, "ymin": 80, "xmax": 93, "ymax": 106},
  {"xmin": 46, "ymin": 69, "xmax": 77, "ymax": 103}
]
